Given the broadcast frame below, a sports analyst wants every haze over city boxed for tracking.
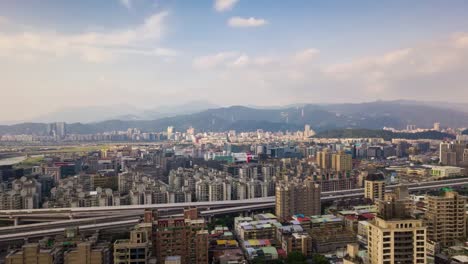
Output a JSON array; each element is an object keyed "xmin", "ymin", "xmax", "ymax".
[
  {"xmin": 2, "ymin": 1, "xmax": 468, "ymax": 264},
  {"xmin": 1, "ymin": 0, "xmax": 468, "ymax": 122}
]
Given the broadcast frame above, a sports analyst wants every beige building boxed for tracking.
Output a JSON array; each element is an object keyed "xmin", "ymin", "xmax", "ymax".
[
  {"xmin": 275, "ymin": 178, "xmax": 321, "ymax": 221},
  {"xmin": 332, "ymin": 151, "xmax": 353, "ymax": 172},
  {"xmin": 316, "ymin": 149, "xmax": 332, "ymax": 170},
  {"xmin": 5, "ymin": 243, "xmax": 62, "ymax": 264},
  {"xmin": 364, "ymin": 174, "xmax": 385, "ymax": 202},
  {"xmin": 64, "ymin": 242, "xmax": 110, "ymax": 264},
  {"xmin": 114, "ymin": 224, "xmax": 153, "ymax": 264},
  {"xmin": 368, "ymin": 199, "xmax": 426, "ymax": 264},
  {"xmin": 424, "ymin": 191, "xmax": 466, "ymax": 247},
  {"xmin": 343, "ymin": 244, "xmax": 364, "ymax": 264}
]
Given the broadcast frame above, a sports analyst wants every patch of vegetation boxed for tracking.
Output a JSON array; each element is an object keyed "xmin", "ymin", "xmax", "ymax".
[{"xmin": 14, "ymin": 156, "xmax": 44, "ymax": 168}]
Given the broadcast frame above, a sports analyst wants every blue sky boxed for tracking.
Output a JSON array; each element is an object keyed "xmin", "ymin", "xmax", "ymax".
[{"xmin": 1, "ymin": 0, "xmax": 468, "ymax": 121}]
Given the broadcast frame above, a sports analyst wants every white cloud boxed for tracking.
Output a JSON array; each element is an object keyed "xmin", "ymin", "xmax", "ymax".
[
  {"xmin": 214, "ymin": 0, "xmax": 239, "ymax": 12},
  {"xmin": 0, "ymin": 11, "xmax": 170, "ymax": 62},
  {"xmin": 292, "ymin": 48, "xmax": 320, "ymax": 63},
  {"xmin": 193, "ymin": 52, "xmax": 240, "ymax": 69},
  {"xmin": 230, "ymin": 54, "xmax": 249, "ymax": 67},
  {"xmin": 228, "ymin": 17, "xmax": 268, "ymax": 28},
  {"xmin": 191, "ymin": 33, "xmax": 468, "ymax": 103}
]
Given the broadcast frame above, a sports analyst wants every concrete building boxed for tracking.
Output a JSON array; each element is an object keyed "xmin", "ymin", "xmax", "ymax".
[
  {"xmin": 316, "ymin": 149, "xmax": 332, "ymax": 170},
  {"xmin": 343, "ymin": 244, "xmax": 365, "ymax": 264},
  {"xmin": 364, "ymin": 173, "xmax": 385, "ymax": 202},
  {"xmin": 114, "ymin": 224, "xmax": 153, "ymax": 264},
  {"xmin": 368, "ymin": 199, "xmax": 426, "ymax": 264},
  {"xmin": 64, "ymin": 242, "xmax": 111, "ymax": 264},
  {"xmin": 275, "ymin": 178, "xmax": 321, "ymax": 221},
  {"xmin": 430, "ymin": 166, "xmax": 465, "ymax": 178},
  {"xmin": 154, "ymin": 209, "xmax": 209, "ymax": 264},
  {"xmin": 332, "ymin": 151, "xmax": 353, "ymax": 172},
  {"xmin": 5, "ymin": 243, "xmax": 62, "ymax": 264},
  {"xmin": 424, "ymin": 191, "xmax": 466, "ymax": 248}
]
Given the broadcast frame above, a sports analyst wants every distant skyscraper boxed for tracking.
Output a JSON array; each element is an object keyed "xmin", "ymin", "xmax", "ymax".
[
  {"xmin": 46, "ymin": 122, "xmax": 67, "ymax": 139},
  {"xmin": 433, "ymin": 122, "xmax": 441, "ymax": 131},
  {"xmin": 167, "ymin": 126, "xmax": 174, "ymax": 139},
  {"xmin": 303, "ymin": 124, "xmax": 315, "ymax": 138},
  {"xmin": 406, "ymin": 124, "xmax": 417, "ymax": 131},
  {"xmin": 56, "ymin": 122, "xmax": 66, "ymax": 139}
]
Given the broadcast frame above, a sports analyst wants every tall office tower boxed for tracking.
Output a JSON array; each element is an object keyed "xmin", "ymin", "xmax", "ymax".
[
  {"xmin": 368, "ymin": 199, "xmax": 427, "ymax": 264},
  {"xmin": 46, "ymin": 123, "xmax": 56, "ymax": 137},
  {"xmin": 316, "ymin": 149, "xmax": 332, "ymax": 170},
  {"xmin": 167, "ymin": 126, "xmax": 174, "ymax": 139},
  {"xmin": 114, "ymin": 224, "xmax": 153, "ymax": 264},
  {"xmin": 56, "ymin": 122, "xmax": 67, "ymax": 138},
  {"xmin": 154, "ymin": 209, "xmax": 208, "ymax": 264},
  {"xmin": 304, "ymin": 124, "xmax": 315, "ymax": 138},
  {"xmin": 364, "ymin": 173, "xmax": 386, "ymax": 202},
  {"xmin": 332, "ymin": 151, "xmax": 353, "ymax": 173},
  {"xmin": 275, "ymin": 178, "xmax": 321, "ymax": 222},
  {"xmin": 433, "ymin": 122, "xmax": 441, "ymax": 131},
  {"xmin": 424, "ymin": 191, "xmax": 466, "ymax": 247}
]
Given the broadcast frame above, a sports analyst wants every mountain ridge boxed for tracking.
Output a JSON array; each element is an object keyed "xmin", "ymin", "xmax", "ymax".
[{"xmin": 1, "ymin": 101, "xmax": 468, "ymax": 135}]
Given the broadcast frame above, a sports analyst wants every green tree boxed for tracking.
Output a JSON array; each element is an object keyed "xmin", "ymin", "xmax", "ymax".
[
  {"xmin": 311, "ymin": 254, "xmax": 330, "ymax": 264},
  {"xmin": 286, "ymin": 251, "xmax": 307, "ymax": 264}
]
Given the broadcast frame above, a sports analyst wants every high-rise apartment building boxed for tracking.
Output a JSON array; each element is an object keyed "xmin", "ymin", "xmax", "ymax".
[
  {"xmin": 154, "ymin": 209, "xmax": 209, "ymax": 264},
  {"xmin": 364, "ymin": 173, "xmax": 385, "ymax": 202},
  {"xmin": 332, "ymin": 151, "xmax": 353, "ymax": 172},
  {"xmin": 275, "ymin": 178, "xmax": 321, "ymax": 221},
  {"xmin": 439, "ymin": 141, "xmax": 468, "ymax": 166},
  {"xmin": 316, "ymin": 149, "xmax": 332, "ymax": 170},
  {"xmin": 424, "ymin": 191, "xmax": 466, "ymax": 247},
  {"xmin": 368, "ymin": 199, "xmax": 426, "ymax": 264}
]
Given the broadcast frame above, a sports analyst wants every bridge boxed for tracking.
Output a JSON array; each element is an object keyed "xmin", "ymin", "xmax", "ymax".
[{"xmin": 0, "ymin": 178, "xmax": 465, "ymax": 243}]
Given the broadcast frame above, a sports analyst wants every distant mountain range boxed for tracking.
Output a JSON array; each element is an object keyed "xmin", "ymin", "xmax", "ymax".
[
  {"xmin": 23, "ymin": 100, "xmax": 219, "ymax": 123},
  {"xmin": 1, "ymin": 101, "xmax": 468, "ymax": 135}
]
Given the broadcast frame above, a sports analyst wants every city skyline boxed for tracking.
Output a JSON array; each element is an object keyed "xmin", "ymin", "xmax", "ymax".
[{"xmin": 1, "ymin": 0, "xmax": 468, "ymax": 122}]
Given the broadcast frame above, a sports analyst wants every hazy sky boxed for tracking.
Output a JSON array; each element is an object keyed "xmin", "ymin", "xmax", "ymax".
[{"xmin": 1, "ymin": 0, "xmax": 468, "ymax": 122}]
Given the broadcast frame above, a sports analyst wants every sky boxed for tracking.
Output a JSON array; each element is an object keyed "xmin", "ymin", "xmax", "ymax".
[{"xmin": 1, "ymin": 0, "xmax": 468, "ymax": 122}]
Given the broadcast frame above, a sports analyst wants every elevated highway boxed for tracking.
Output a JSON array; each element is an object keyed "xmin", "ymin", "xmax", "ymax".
[{"xmin": 0, "ymin": 178, "xmax": 465, "ymax": 243}]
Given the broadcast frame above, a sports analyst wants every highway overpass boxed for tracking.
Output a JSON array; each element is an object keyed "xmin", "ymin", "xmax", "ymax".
[{"xmin": 0, "ymin": 177, "xmax": 465, "ymax": 243}]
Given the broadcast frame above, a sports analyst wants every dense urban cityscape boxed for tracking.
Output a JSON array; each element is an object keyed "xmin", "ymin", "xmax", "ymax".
[
  {"xmin": 0, "ymin": 120, "xmax": 467, "ymax": 263},
  {"xmin": 2, "ymin": 0, "xmax": 468, "ymax": 263}
]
